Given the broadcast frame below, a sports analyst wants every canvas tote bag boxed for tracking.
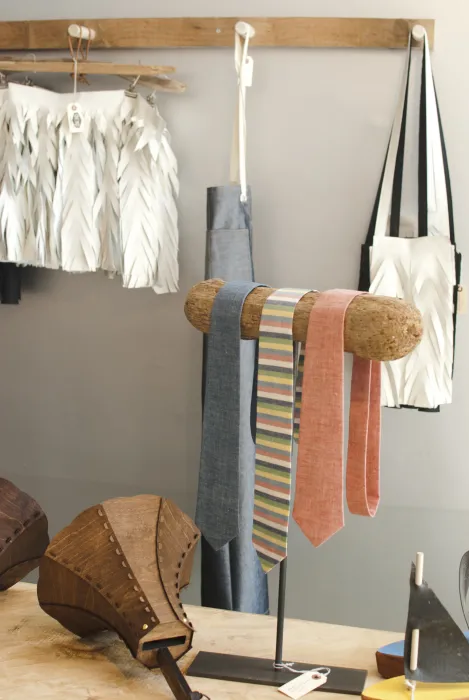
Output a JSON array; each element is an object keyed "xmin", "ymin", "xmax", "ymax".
[{"xmin": 359, "ymin": 29, "xmax": 461, "ymax": 411}]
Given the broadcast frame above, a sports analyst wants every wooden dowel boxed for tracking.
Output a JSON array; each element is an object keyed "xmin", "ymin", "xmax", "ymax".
[
  {"xmin": 118, "ymin": 75, "xmax": 187, "ymax": 93},
  {"xmin": 68, "ymin": 24, "xmax": 96, "ymax": 41},
  {"xmin": 415, "ymin": 552, "xmax": 424, "ymax": 586},
  {"xmin": 184, "ymin": 279, "xmax": 423, "ymax": 362},
  {"xmin": 410, "ymin": 629, "xmax": 420, "ymax": 671},
  {"xmin": 0, "ymin": 59, "xmax": 175, "ymax": 76}
]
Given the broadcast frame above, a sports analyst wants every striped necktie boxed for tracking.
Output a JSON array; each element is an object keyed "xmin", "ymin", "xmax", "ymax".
[
  {"xmin": 252, "ymin": 288, "xmax": 310, "ymax": 572},
  {"xmin": 293, "ymin": 289, "xmax": 381, "ymax": 547}
]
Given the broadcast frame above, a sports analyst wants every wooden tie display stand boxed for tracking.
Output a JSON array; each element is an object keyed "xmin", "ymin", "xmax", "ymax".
[{"xmin": 184, "ymin": 279, "xmax": 423, "ymax": 695}]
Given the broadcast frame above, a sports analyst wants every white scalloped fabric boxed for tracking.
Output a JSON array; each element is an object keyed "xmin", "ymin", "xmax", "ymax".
[
  {"xmin": 370, "ymin": 236, "xmax": 456, "ymax": 409},
  {"xmin": 0, "ymin": 83, "xmax": 179, "ymax": 293}
]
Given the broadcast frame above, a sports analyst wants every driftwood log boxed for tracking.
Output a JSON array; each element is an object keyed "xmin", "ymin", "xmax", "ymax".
[{"xmin": 184, "ymin": 278, "xmax": 423, "ymax": 362}]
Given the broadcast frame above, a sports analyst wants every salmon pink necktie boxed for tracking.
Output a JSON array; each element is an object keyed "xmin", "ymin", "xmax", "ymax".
[{"xmin": 293, "ymin": 289, "xmax": 381, "ymax": 547}]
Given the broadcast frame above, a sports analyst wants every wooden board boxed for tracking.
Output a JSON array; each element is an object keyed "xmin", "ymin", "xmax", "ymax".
[
  {"xmin": 0, "ymin": 582, "xmax": 400, "ymax": 699},
  {"xmin": 0, "ymin": 18, "xmax": 435, "ymax": 51},
  {"xmin": 363, "ymin": 676, "xmax": 469, "ymax": 699},
  {"xmin": 0, "ymin": 59, "xmax": 174, "ymax": 76}
]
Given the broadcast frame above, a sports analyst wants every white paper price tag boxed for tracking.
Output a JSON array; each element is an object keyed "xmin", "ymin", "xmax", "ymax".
[
  {"xmin": 243, "ymin": 56, "xmax": 254, "ymax": 87},
  {"xmin": 67, "ymin": 102, "xmax": 85, "ymax": 133},
  {"xmin": 278, "ymin": 672, "xmax": 327, "ymax": 699}
]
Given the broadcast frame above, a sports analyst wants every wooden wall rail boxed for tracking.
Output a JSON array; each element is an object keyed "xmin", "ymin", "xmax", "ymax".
[
  {"xmin": 184, "ymin": 279, "xmax": 423, "ymax": 362},
  {"xmin": 0, "ymin": 17, "xmax": 435, "ymax": 51}
]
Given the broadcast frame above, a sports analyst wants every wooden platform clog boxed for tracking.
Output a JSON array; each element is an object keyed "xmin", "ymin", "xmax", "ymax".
[
  {"xmin": 37, "ymin": 494, "xmax": 200, "ymax": 669},
  {"xmin": 0, "ymin": 478, "xmax": 49, "ymax": 590}
]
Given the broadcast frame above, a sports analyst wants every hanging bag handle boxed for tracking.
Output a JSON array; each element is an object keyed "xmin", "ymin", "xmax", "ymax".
[
  {"xmin": 418, "ymin": 28, "xmax": 452, "ymax": 241},
  {"xmin": 364, "ymin": 26, "xmax": 452, "ymax": 244},
  {"xmin": 230, "ymin": 21, "xmax": 255, "ymax": 203}
]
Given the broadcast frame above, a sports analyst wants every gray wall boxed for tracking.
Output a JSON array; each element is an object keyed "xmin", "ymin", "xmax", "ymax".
[{"xmin": 3, "ymin": 0, "xmax": 469, "ymax": 634}]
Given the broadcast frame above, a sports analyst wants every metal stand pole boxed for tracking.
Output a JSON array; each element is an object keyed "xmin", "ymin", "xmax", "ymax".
[
  {"xmin": 155, "ymin": 647, "xmax": 205, "ymax": 700},
  {"xmin": 187, "ymin": 555, "xmax": 366, "ymax": 694},
  {"xmin": 275, "ymin": 558, "xmax": 288, "ymax": 666}
]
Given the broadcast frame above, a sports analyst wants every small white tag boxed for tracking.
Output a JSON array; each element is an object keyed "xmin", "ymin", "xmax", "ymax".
[
  {"xmin": 458, "ymin": 285, "xmax": 467, "ymax": 314},
  {"xmin": 278, "ymin": 672, "xmax": 327, "ymax": 699},
  {"xmin": 67, "ymin": 102, "xmax": 84, "ymax": 133},
  {"xmin": 243, "ymin": 56, "xmax": 254, "ymax": 87}
]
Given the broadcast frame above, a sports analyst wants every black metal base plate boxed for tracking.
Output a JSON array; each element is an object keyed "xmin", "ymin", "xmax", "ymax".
[{"xmin": 187, "ymin": 651, "xmax": 367, "ymax": 695}]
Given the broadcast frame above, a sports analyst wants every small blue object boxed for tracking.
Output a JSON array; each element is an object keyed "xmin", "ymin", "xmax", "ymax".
[{"xmin": 378, "ymin": 631, "xmax": 469, "ymax": 657}]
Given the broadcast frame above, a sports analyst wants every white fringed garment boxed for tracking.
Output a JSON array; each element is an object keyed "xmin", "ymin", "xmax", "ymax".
[{"xmin": 0, "ymin": 84, "xmax": 179, "ymax": 293}]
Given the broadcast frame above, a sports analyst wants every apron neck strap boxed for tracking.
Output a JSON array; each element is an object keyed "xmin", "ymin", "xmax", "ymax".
[{"xmin": 230, "ymin": 22, "xmax": 254, "ymax": 203}]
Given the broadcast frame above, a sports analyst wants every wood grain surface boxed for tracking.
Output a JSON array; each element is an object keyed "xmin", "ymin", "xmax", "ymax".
[
  {"xmin": 0, "ymin": 59, "xmax": 175, "ymax": 75},
  {"xmin": 0, "ymin": 17, "xmax": 435, "ymax": 50},
  {"xmin": 1, "ymin": 582, "xmax": 401, "ymax": 699},
  {"xmin": 363, "ymin": 675, "xmax": 469, "ymax": 699},
  {"xmin": 184, "ymin": 279, "xmax": 423, "ymax": 362}
]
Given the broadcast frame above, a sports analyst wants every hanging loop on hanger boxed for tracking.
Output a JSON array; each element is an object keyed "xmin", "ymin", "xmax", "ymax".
[
  {"xmin": 125, "ymin": 73, "xmax": 141, "ymax": 98},
  {"xmin": 72, "ymin": 57, "xmax": 78, "ymax": 95},
  {"xmin": 68, "ymin": 24, "xmax": 93, "ymax": 85},
  {"xmin": 230, "ymin": 21, "xmax": 255, "ymax": 203}
]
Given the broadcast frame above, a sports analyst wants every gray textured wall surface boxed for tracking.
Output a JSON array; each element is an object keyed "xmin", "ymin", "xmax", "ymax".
[{"xmin": 3, "ymin": 0, "xmax": 468, "ymax": 634}]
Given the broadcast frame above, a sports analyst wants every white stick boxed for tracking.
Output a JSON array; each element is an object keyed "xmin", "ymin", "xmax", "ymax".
[
  {"xmin": 411, "ymin": 24, "xmax": 426, "ymax": 43},
  {"xmin": 415, "ymin": 552, "xmax": 424, "ymax": 586},
  {"xmin": 68, "ymin": 24, "xmax": 96, "ymax": 41},
  {"xmin": 410, "ymin": 629, "xmax": 420, "ymax": 671}
]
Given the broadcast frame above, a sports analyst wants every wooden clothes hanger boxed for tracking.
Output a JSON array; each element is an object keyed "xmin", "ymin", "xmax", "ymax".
[{"xmin": 0, "ymin": 23, "xmax": 186, "ymax": 93}]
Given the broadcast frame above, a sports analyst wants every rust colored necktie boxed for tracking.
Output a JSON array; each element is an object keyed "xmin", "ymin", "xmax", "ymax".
[
  {"xmin": 346, "ymin": 356, "xmax": 381, "ymax": 516},
  {"xmin": 293, "ymin": 289, "xmax": 381, "ymax": 547}
]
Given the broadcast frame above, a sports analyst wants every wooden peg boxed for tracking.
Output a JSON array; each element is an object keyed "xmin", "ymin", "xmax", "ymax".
[
  {"xmin": 184, "ymin": 279, "xmax": 423, "ymax": 362},
  {"xmin": 410, "ymin": 629, "xmax": 420, "ymax": 672},
  {"xmin": 411, "ymin": 24, "xmax": 426, "ymax": 43},
  {"xmin": 415, "ymin": 552, "xmax": 424, "ymax": 586},
  {"xmin": 68, "ymin": 24, "xmax": 96, "ymax": 41}
]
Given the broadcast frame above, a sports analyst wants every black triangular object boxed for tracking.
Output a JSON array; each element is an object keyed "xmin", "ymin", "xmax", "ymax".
[
  {"xmin": 405, "ymin": 563, "xmax": 469, "ymax": 682},
  {"xmin": 459, "ymin": 551, "xmax": 469, "ymax": 629}
]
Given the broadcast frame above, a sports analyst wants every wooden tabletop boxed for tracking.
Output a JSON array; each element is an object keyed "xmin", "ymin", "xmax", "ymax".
[{"xmin": 0, "ymin": 583, "xmax": 398, "ymax": 699}]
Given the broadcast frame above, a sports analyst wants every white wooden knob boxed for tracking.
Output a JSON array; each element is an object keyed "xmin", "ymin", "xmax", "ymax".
[
  {"xmin": 415, "ymin": 552, "xmax": 424, "ymax": 586},
  {"xmin": 411, "ymin": 24, "xmax": 426, "ymax": 43},
  {"xmin": 68, "ymin": 24, "xmax": 96, "ymax": 41},
  {"xmin": 235, "ymin": 21, "xmax": 256, "ymax": 39}
]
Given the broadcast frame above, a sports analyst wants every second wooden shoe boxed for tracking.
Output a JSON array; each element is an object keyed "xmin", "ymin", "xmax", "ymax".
[
  {"xmin": 37, "ymin": 495, "xmax": 200, "ymax": 668},
  {"xmin": 0, "ymin": 478, "xmax": 49, "ymax": 590}
]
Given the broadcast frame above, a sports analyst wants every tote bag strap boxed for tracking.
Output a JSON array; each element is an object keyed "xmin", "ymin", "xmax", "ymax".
[
  {"xmin": 366, "ymin": 28, "xmax": 452, "ymax": 244},
  {"xmin": 419, "ymin": 30, "xmax": 453, "ymax": 242},
  {"xmin": 367, "ymin": 34, "xmax": 412, "ymax": 242},
  {"xmin": 230, "ymin": 22, "xmax": 254, "ymax": 203}
]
